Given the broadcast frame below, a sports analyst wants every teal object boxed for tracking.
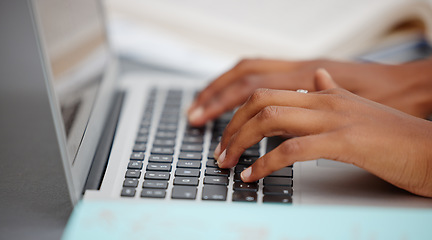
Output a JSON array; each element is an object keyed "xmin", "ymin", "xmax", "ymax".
[{"xmin": 63, "ymin": 200, "xmax": 432, "ymax": 240}]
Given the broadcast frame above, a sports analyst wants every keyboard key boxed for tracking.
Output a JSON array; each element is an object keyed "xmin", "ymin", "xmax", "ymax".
[
  {"xmin": 181, "ymin": 144, "xmax": 203, "ymax": 152},
  {"xmin": 133, "ymin": 144, "xmax": 147, "ymax": 152},
  {"xmin": 209, "ymin": 142, "xmax": 219, "ymax": 150},
  {"xmin": 130, "ymin": 152, "xmax": 145, "ymax": 160},
  {"xmin": 234, "ymin": 164, "xmax": 248, "ymax": 173},
  {"xmin": 175, "ymin": 169, "xmax": 200, "ymax": 177},
  {"xmin": 206, "ymin": 160, "xmax": 219, "ymax": 168},
  {"xmin": 204, "ymin": 176, "xmax": 228, "ymax": 186},
  {"xmin": 161, "ymin": 109, "xmax": 180, "ymax": 115},
  {"xmin": 177, "ymin": 160, "xmax": 201, "ymax": 169},
  {"xmin": 123, "ymin": 178, "xmax": 138, "ymax": 188},
  {"xmin": 268, "ymin": 168, "xmax": 293, "ymax": 178},
  {"xmin": 263, "ymin": 177, "xmax": 293, "ymax": 187},
  {"xmin": 121, "ymin": 188, "xmax": 136, "ymax": 197},
  {"xmin": 141, "ymin": 120, "xmax": 152, "ymax": 128},
  {"xmin": 147, "ymin": 163, "xmax": 172, "ymax": 172},
  {"xmin": 183, "ymin": 136, "xmax": 204, "ymax": 144},
  {"xmin": 135, "ymin": 135, "xmax": 148, "ymax": 143},
  {"xmin": 163, "ymin": 104, "xmax": 181, "ymax": 110},
  {"xmin": 178, "ymin": 152, "xmax": 202, "ymax": 161},
  {"xmin": 233, "ymin": 173, "xmax": 258, "ymax": 183},
  {"xmin": 185, "ymin": 127, "xmax": 204, "ymax": 136},
  {"xmin": 144, "ymin": 105, "xmax": 154, "ymax": 112},
  {"xmin": 165, "ymin": 101, "xmax": 181, "ymax": 107},
  {"xmin": 149, "ymin": 155, "xmax": 173, "ymax": 163},
  {"xmin": 212, "ymin": 129, "xmax": 224, "ymax": 137},
  {"xmin": 141, "ymin": 113, "xmax": 152, "ymax": 122},
  {"xmin": 174, "ymin": 177, "xmax": 199, "ymax": 186},
  {"xmin": 207, "ymin": 151, "xmax": 215, "ymax": 159},
  {"xmin": 157, "ymin": 124, "xmax": 177, "ymax": 132},
  {"xmin": 233, "ymin": 182, "xmax": 258, "ymax": 192},
  {"xmin": 167, "ymin": 89, "xmax": 182, "ymax": 96},
  {"xmin": 171, "ymin": 186, "xmax": 197, "ymax": 200},
  {"xmin": 162, "ymin": 104, "xmax": 180, "ymax": 111},
  {"xmin": 144, "ymin": 171, "xmax": 170, "ymax": 180},
  {"xmin": 143, "ymin": 108, "xmax": 153, "ymax": 116},
  {"xmin": 238, "ymin": 157, "xmax": 257, "ymax": 165},
  {"xmin": 205, "ymin": 168, "xmax": 230, "ymax": 177},
  {"xmin": 233, "ymin": 173, "xmax": 242, "ymax": 182},
  {"xmin": 153, "ymin": 139, "xmax": 176, "ymax": 147},
  {"xmin": 156, "ymin": 131, "xmax": 176, "ymax": 139},
  {"xmin": 218, "ymin": 111, "xmax": 234, "ymax": 122},
  {"xmin": 151, "ymin": 147, "xmax": 174, "ymax": 155},
  {"xmin": 143, "ymin": 180, "xmax": 168, "ymax": 189},
  {"xmin": 141, "ymin": 189, "xmax": 166, "ymax": 198},
  {"xmin": 213, "ymin": 122, "xmax": 227, "ymax": 131},
  {"xmin": 241, "ymin": 149, "xmax": 260, "ymax": 158},
  {"xmin": 232, "ymin": 191, "xmax": 257, "ymax": 202},
  {"xmin": 202, "ymin": 185, "xmax": 227, "ymax": 201},
  {"xmin": 161, "ymin": 112, "xmax": 179, "ymax": 119},
  {"xmin": 159, "ymin": 118, "xmax": 178, "ymax": 124},
  {"xmin": 263, "ymin": 195, "xmax": 292, "ymax": 203},
  {"xmin": 128, "ymin": 161, "xmax": 143, "ymax": 170},
  {"xmin": 125, "ymin": 170, "xmax": 141, "ymax": 178},
  {"xmin": 138, "ymin": 127, "xmax": 149, "ymax": 135},
  {"xmin": 263, "ymin": 186, "xmax": 293, "ymax": 196}
]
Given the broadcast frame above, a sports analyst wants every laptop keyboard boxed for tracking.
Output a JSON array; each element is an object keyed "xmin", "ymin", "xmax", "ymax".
[{"xmin": 120, "ymin": 88, "xmax": 293, "ymax": 203}]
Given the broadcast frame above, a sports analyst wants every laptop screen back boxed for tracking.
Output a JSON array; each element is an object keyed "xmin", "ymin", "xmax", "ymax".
[{"xmin": 33, "ymin": 0, "xmax": 109, "ymax": 164}]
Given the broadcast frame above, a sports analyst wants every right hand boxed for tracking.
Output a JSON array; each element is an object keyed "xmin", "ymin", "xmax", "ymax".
[
  {"xmin": 215, "ymin": 69, "xmax": 432, "ymax": 197},
  {"xmin": 187, "ymin": 58, "xmax": 432, "ymax": 126}
]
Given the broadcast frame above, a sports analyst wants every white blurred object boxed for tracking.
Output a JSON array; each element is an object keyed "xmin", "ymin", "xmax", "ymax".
[
  {"xmin": 105, "ymin": 0, "xmax": 432, "ymax": 75},
  {"xmin": 107, "ymin": 16, "xmax": 236, "ymax": 79}
]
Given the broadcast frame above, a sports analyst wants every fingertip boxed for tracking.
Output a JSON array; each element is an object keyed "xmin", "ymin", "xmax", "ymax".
[
  {"xmin": 316, "ymin": 68, "xmax": 332, "ymax": 80},
  {"xmin": 240, "ymin": 167, "xmax": 252, "ymax": 182},
  {"xmin": 314, "ymin": 68, "xmax": 338, "ymax": 91},
  {"xmin": 213, "ymin": 143, "xmax": 222, "ymax": 159},
  {"xmin": 188, "ymin": 106, "xmax": 204, "ymax": 125},
  {"xmin": 216, "ymin": 149, "xmax": 226, "ymax": 166},
  {"xmin": 187, "ymin": 103, "xmax": 196, "ymax": 115}
]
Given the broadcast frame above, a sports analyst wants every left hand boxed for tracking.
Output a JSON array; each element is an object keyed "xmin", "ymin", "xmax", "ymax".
[{"xmin": 214, "ymin": 69, "xmax": 432, "ymax": 197}]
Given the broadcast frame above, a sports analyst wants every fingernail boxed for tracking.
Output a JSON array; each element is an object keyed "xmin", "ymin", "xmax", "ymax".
[
  {"xmin": 214, "ymin": 143, "xmax": 222, "ymax": 159},
  {"xmin": 188, "ymin": 102, "xmax": 197, "ymax": 114},
  {"xmin": 188, "ymin": 106, "xmax": 204, "ymax": 123},
  {"xmin": 241, "ymin": 167, "xmax": 252, "ymax": 181},
  {"xmin": 217, "ymin": 150, "xmax": 226, "ymax": 166}
]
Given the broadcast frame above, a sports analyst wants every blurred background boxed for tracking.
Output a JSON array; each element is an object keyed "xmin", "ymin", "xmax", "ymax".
[{"xmin": 104, "ymin": 0, "xmax": 432, "ymax": 79}]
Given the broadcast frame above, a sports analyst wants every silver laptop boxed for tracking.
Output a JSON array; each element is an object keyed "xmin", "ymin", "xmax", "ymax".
[
  {"xmin": 2, "ymin": 2, "xmax": 431, "ymax": 235},
  {"xmin": 33, "ymin": 0, "xmax": 432, "ymax": 206}
]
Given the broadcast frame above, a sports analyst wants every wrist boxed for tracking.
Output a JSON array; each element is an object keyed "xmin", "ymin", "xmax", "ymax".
[{"xmin": 407, "ymin": 119, "xmax": 432, "ymax": 197}]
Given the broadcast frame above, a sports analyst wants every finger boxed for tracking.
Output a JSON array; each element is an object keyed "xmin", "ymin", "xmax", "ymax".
[
  {"xmin": 189, "ymin": 59, "xmax": 302, "ymax": 114},
  {"xmin": 314, "ymin": 68, "xmax": 339, "ymax": 91},
  {"xmin": 240, "ymin": 133, "xmax": 345, "ymax": 182},
  {"xmin": 188, "ymin": 61, "xmax": 257, "ymax": 115},
  {"xmin": 215, "ymin": 89, "xmax": 325, "ymax": 157},
  {"xmin": 263, "ymin": 70, "xmax": 316, "ymax": 92},
  {"xmin": 188, "ymin": 78, "xmax": 258, "ymax": 126},
  {"xmin": 217, "ymin": 106, "xmax": 332, "ymax": 168}
]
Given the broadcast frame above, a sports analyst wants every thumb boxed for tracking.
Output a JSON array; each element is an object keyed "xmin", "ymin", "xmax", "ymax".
[{"xmin": 314, "ymin": 68, "xmax": 338, "ymax": 91}]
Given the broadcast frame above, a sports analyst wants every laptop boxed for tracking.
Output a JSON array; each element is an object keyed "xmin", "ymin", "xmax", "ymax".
[{"xmin": 2, "ymin": 1, "xmax": 432, "ymax": 238}]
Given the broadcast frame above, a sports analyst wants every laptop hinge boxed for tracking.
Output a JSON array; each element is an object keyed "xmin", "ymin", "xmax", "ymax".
[{"xmin": 84, "ymin": 90, "xmax": 125, "ymax": 192}]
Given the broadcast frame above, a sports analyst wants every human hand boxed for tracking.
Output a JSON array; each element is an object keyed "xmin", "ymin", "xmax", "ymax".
[
  {"xmin": 214, "ymin": 69, "xmax": 432, "ymax": 197},
  {"xmin": 188, "ymin": 58, "xmax": 432, "ymax": 126}
]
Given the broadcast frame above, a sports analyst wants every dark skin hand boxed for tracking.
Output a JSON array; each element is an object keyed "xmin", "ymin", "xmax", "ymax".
[
  {"xmin": 213, "ymin": 69, "xmax": 432, "ymax": 197},
  {"xmin": 188, "ymin": 58, "xmax": 432, "ymax": 126}
]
